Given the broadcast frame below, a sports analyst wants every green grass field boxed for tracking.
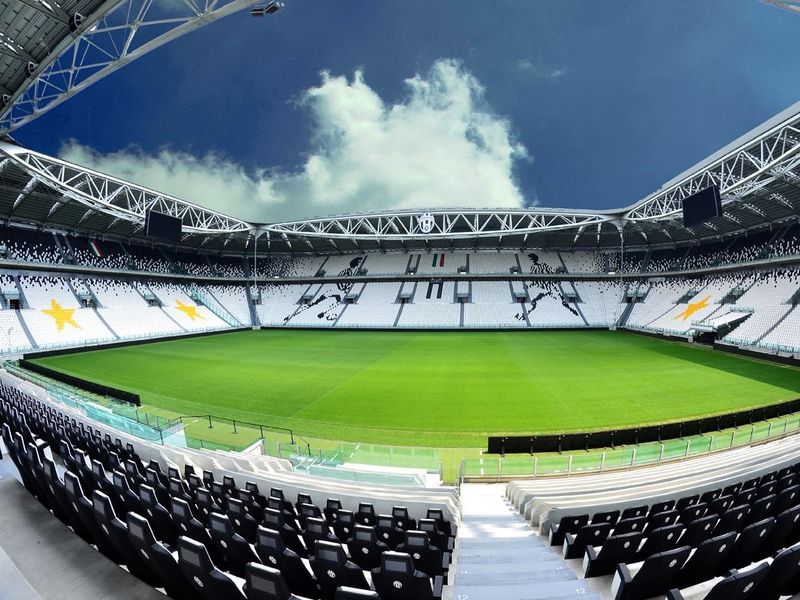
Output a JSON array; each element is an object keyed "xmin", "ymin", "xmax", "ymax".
[{"xmin": 31, "ymin": 330, "xmax": 800, "ymax": 449}]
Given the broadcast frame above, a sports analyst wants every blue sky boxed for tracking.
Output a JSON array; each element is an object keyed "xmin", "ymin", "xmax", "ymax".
[{"xmin": 14, "ymin": 0, "xmax": 800, "ymax": 222}]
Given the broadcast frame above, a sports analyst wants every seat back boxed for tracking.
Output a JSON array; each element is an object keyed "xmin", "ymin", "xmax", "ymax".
[
  {"xmin": 638, "ymin": 523, "xmax": 684, "ymax": 557},
  {"xmin": 372, "ymin": 551, "xmax": 433, "ymax": 600},
  {"xmin": 702, "ymin": 560, "xmax": 770, "ymax": 600},
  {"xmin": 752, "ymin": 543, "xmax": 800, "ymax": 600},
  {"xmin": 243, "ymin": 562, "xmax": 291, "ymax": 600},
  {"xmin": 674, "ymin": 531, "xmax": 736, "ymax": 588},
  {"xmin": 348, "ymin": 524, "xmax": 388, "ymax": 570},
  {"xmin": 723, "ymin": 516, "xmax": 775, "ymax": 572},
  {"xmin": 619, "ymin": 545, "xmax": 691, "ymax": 600},
  {"xmin": 177, "ymin": 536, "xmax": 245, "ymax": 600},
  {"xmin": 680, "ymin": 514, "xmax": 719, "ymax": 547},
  {"xmin": 310, "ymin": 540, "xmax": 369, "ymax": 598},
  {"xmin": 127, "ymin": 512, "xmax": 195, "ymax": 600}
]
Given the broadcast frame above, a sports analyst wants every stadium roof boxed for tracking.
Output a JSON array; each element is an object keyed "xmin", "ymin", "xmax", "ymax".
[
  {"xmin": 0, "ymin": 0, "xmax": 264, "ymax": 134},
  {"xmin": 3, "ymin": 96, "xmax": 800, "ymax": 254},
  {"xmin": 0, "ymin": 0, "xmax": 798, "ymax": 254}
]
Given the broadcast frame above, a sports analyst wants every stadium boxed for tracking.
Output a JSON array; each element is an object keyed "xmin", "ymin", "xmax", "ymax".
[{"xmin": 1, "ymin": 1, "xmax": 800, "ymax": 599}]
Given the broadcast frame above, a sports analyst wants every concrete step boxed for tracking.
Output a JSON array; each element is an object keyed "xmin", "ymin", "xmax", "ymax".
[{"xmin": 448, "ymin": 484, "xmax": 609, "ymax": 600}]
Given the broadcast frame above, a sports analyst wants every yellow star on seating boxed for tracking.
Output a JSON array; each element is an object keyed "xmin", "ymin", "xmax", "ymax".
[
  {"xmin": 175, "ymin": 300, "xmax": 205, "ymax": 321},
  {"xmin": 42, "ymin": 299, "xmax": 80, "ymax": 331},
  {"xmin": 674, "ymin": 296, "xmax": 711, "ymax": 321}
]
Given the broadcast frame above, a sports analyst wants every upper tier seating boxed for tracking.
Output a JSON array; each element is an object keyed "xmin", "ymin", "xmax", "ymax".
[
  {"xmin": 0, "ymin": 225, "xmax": 64, "ymax": 264},
  {"xmin": 67, "ymin": 237, "xmax": 129, "ymax": 270}
]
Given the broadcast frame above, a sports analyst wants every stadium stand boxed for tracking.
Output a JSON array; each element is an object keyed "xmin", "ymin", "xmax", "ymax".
[
  {"xmin": 66, "ymin": 236, "xmax": 130, "ymax": 270},
  {"xmin": 0, "ymin": 371, "xmax": 459, "ymax": 600}
]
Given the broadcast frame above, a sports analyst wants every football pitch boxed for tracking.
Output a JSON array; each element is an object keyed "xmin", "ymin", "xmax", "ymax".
[{"xmin": 31, "ymin": 329, "xmax": 800, "ymax": 448}]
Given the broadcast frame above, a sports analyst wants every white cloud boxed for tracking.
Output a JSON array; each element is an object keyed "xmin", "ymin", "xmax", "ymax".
[
  {"xmin": 59, "ymin": 59, "xmax": 531, "ymax": 223},
  {"xmin": 516, "ymin": 58, "xmax": 567, "ymax": 80}
]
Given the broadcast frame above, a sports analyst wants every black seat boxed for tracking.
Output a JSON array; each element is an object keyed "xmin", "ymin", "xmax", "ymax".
[
  {"xmin": 347, "ymin": 524, "xmax": 389, "ymax": 571},
  {"xmin": 238, "ymin": 489, "xmax": 265, "ymax": 524},
  {"xmin": 620, "ymin": 505, "xmax": 648, "ymax": 520},
  {"xmin": 268, "ymin": 487, "xmax": 296, "ymax": 516},
  {"xmin": 303, "ymin": 516, "xmax": 339, "ymax": 552},
  {"xmin": 298, "ymin": 502, "xmax": 323, "ymax": 528},
  {"xmin": 207, "ymin": 511, "xmax": 260, "ymax": 577},
  {"xmin": 246, "ymin": 482, "xmax": 269, "ymax": 508},
  {"xmin": 308, "ymin": 540, "xmax": 370, "ymax": 600},
  {"xmin": 775, "ymin": 484, "xmax": 800, "ymax": 514},
  {"xmin": 356, "ymin": 502, "xmax": 377, "ymax": 527},
  {"xmin": 324, "ymin": 499, "xmax": 342, "ymax": 523},
  {"xmin": 637, "ymin": 523, "xmax": 684, "ymax": 559},
  {"xmin": 549, "ymin": 514, "xmax": 589, "ymax": 547},
  {"xmin": 396, "ymin": 530, "xmax": 448, "ymax": 578},
  {"xmin": 648, "ymin": 509, "xmax": 680, "ymax": 530},
  {"xmin": 680, "ymin": 502, "xmax": 708, "ymax": 523},
  {"xmin": 667, "ymin": 560, "xmax": 769, "ymax": 600},
  {"xmin": 720, "ymin": 516, "xmax": 774, "ymax": 572},
  {"xmin": 375, "ymin": 514, "xmax": 403, "ymax": 549},
  {"xmin": 64, "ymin": 470, "xmax": 125, "ymax": 564},
  {"xmin": 177, "ymin": 536, "xmax": 246, "ymax": 600},
  {"xmin": 746, "ymin": 494, "xmax": 776, "ymax": 525},
  {"xmin": 255, "ymin": 527, "xmax": 319, "ymax": 599},
  {"xmin": 371, "ymin": 551, "xmax": 437, "ymax": 600},
  {"xmin": 139, "ymin": 483, "xmax": 179, "ymax": 546},
  {"xmin": 392, "ymin": 506, "xmax": 417, "ymax": 531},
  {"xmin": 44, "ymin": 458, "xmax": 92, "ymax": 542},
  {"xmin": 418, "ymin": 518, "xmax": 451, "ymax": 551},
  {"xmin": 425, "ymin": 508, "xmax": 453, "ymax": 538},
  {"xmin": 268, "ymin": 496, "xmax": 302, "ymax": 532},
  {"xmin": 171, "ymin": 497, "xmax": 226, "ymax": 567},
  {"xmin": 672, "ymin": 531, "xmax": 736, "ymax": 589},
  {"xmin": 243, "ymin": 562, "xmax": 313, "ymax": 600},
  {"xmin": 222, "ymin": 475, "xmax": 237, "ymax": 495},
  {"xmin": 263, "ymin": 507, "xmax": 308, "ymax": 557},
  {"xmin": 591, "ymin": 509, "xmax": 620, "ymax": 526},
  {"xmin": 708, "ymin": 494, "xmax": 734, "ymax": 516},
  {"xmin": 563, "ymin": 522, "xmax": 611, "ymax": 560},
  {"xmin": 114, "ymin": 470, "xmax": 145, "ymax": 517},
  {"xmin": 679, "ymin": 514, "xmax": 719, "ymax": 547},
  {"xmin": 584, "ymin": 531, "xmax": 643, "ymax": 578},
  {"xmin": 228, "ymin": 497, "xmax": 260, "ymax": 543},
  {"xmin": 333, "ymin": 509, "xmax": 356, "ymax": 542},
  {"xmin": 759, "ymin": 504, "xmax": 800, "ymax": 556},
  {"xmin": 613, "ymin": 516, "xmax": 646, "ymax": 536},
  {"xmin": 195, "ymin": 488, "xmax": 223, "ymax": 524},
  {"xmin": 649, "ymin": 500, "xmax": 675, "ymax": 515},
  {"xmin": 295, "ymin": 493, "xmax": 313, "ymax": 514},
  {"xmin": 127, "ymin": 512, "xmax": 195, "ymax": 600},
  {"xmin": 145, "ymin": 467, "xmax": 171, "ymax": 508},
  {"xmin": 751, "ymin": 542, "xmax": 800, "ymax": 600},
  {"xmin": 676, "ymin": 495, "xmax": 700, "ymax": 512},
  {"xmin": 91, "ymin": 490, "xmax": 162, "ymax": 587},
  {"xmin": 611, "ymin": 545, "xmax": 691, "ymax": 600}
]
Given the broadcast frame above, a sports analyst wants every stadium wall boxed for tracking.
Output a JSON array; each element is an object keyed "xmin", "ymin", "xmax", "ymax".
[{"xmin": 18, "ymin": 359, "xmax": 141, "ymax": 406}]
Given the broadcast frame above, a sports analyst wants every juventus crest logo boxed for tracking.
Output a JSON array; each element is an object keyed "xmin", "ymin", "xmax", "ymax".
[{"xmin": 418, "ymin": 212, "xmax": 435, "ymax": 234}]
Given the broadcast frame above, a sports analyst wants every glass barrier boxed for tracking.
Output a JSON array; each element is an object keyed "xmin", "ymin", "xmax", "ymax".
[{"xmin": 9, "ymin": 360, "xmax": 800, "ymax": 485}]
